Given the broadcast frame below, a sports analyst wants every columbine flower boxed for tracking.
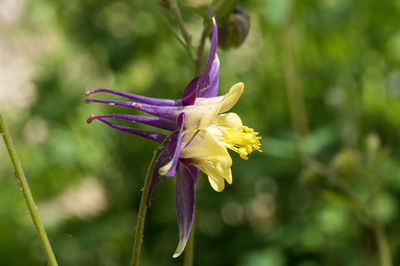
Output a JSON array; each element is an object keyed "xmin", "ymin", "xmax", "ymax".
[{"xmin": 85, "ymin": 18, "xmax": 261, "ymax": 258}]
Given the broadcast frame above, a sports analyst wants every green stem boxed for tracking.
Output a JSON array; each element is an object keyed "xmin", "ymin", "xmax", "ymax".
[
  {"xmin": 194, "ymin": 22, "xmax": 210, "ymax": 76},
  {"xmin": 168, "ymin": 0, "xmax": 196, "ymax": 63},
  {"xmin": 131, "ymin": 140, "xmax": 167, "ymax": 266},
  {"xmin": 159, "ymin": 10, "xmax": 188, "ymax": 50},
  {"xmin": 0, "ymin": 114, "xmax": 58, "ymax": 266},
  {"xmin": 281, "ymin": 14, "xmax": 308, "ymax": 133},
  {"xmin": 183, "ymin": 212, "xmax": 195, "ymax": 266},
  {"xmin": 371, "ymin": 213, "xmax": 392, "ymax": 266},
  {"xmin": 281, "ymin": 12, "xmax": 309, "ymax": 165}
]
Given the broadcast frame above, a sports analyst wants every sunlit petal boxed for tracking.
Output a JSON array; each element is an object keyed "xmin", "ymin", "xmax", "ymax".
[
  {"xmin": 214, "ymin": 112, "xmax": 243, "ymax": 128},
  {"xmin": 219, "ymin": 82, "xmax": 244, "ymax": 113}
]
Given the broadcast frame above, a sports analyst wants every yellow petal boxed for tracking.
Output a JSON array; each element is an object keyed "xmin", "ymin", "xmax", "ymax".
[
  {"xmin": 181, "ymin": 82, "xmax": 244, "ymax": 131},
  {"xmin": 196, "ymin": 159, "xmax": 233, "ymax": 187},
  {"xmin": 180, "ymin": 129, "xmax": 232, "ymax": 169},
  {"xmin": 219, "ymin": 82, "xmax": 244, "ymax": 113},
  {"xmin": 216, "ymin": 162, "xmax": 232, "ymax": 184},
  {"xmin": 194, "ymin": 160, "xmax": 226, "ymax": 192},
  {"xmin": 208, "ymin": 176, "xmax": 224, "ymax": 191},
  {"xmin": 214, "ymin": 112, "xmax": 243, "ymax": 128},
  {"xmin": 182, "ymin": 98, "xmax": 223, "ymax": 130}
]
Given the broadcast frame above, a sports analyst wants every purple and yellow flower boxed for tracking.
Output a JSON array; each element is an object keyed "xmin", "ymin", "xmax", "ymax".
[{"xmin": 85, "ymin": 18, "xmax": 261, "ymax": 258}]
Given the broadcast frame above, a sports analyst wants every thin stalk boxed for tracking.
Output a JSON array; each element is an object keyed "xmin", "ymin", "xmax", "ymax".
[
  {"xmin": 371, "ymin": 212, "xmax": 392, "ymax": 266},
  {"xmin": 281, "ymin": 14, "xmax": 309, "ymax": 136},
  {"xmin": 168, "ymin": 0, "xmax": 196, "ymax": 63},
  {"xmin": 0, "ymin": 114, "xmax": 58, "ymax": 266},
  {"xmin": 131, "ymin": 139, "xmax": 167, "ymax": 266},
  {"xmin": 183, "ymin": 212, "xmax": 195, "ymax": 266},
  {"xmin": 194, "ymin": 22, "xmax": 210, "ymax": 76},
  {"xmin": 159, "ymin": 10, "xmax": 188, "ymax": 50},
  {"xmin": 281, "ymin": 12, "xmax": 309, "ymax": 165}
]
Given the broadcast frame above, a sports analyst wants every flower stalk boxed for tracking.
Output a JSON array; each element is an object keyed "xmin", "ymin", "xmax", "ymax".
[
  {"xmin": 0, "ymin": 114, "xmax": 58, "ymax": 266},
  {"xmin": 168, "ymin": 0, "xmax": 196, "ymax": 62},
  {"xmin": 131, "ymin": 139, "xmax": 168, "ymax": 266},
  {"xmin": 281, "ymin": 11, "xmax": 309, "ymax": 162},
  {"xmin": 371, "ymin": 212, "xmax": 392, "ymax": 266},
  {"xmin": 183, "ymin": 213, "xmax": 195, "ymax": 266},
  {"xmin": 194, "ymin": 23, "xmax": 211, "ymax": 76}
]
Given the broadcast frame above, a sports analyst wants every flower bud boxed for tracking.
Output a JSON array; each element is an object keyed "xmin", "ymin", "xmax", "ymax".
[
  {"xmin": 218, "ymin": 6, "xmax": 250, "ymax": 50},
  {"xmin": 366, "ymin": 133, "xmax": 381, "ymax": 157},
  {"xmin": 331, "ymin": 148, "xmax": 361, "ymax": 178}
]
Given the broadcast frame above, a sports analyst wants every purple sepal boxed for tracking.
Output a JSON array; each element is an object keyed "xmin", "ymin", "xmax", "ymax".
[
  {"xmin": 181, "ymin": 76, "xmax": 200, "ymax": 106},
  {"xmin": 163, "ymin": 113, "xmax": 185, "ymax": 177},
  {"xmin": 95, "ymin": 117, "xmax": 166, "ymax": 143},
  {"xmin": 87, "ymin": 88, "xmax": 181, "ymax": 106},
  {"xmin": 181, "ymin": 18, "xmax": 218, "ymax": 105},
  {"xmin": 173, "ymin": 162, "xmax": 196, "ymax": 258},
  {"xmin": 197, "ymin": 19, "xmax": 218, "ymax": 91},
  {"xmin": 188, "ymin": 163, "xmax": 199, "ymax": 183},
  {"xmin": 147, "ymin": 146, "xmax": 170, "ymax": 206},
  {"xmin": 131, "ymin": 103, "xmax": 180, "ymax": 120},
  {"xmin": 86, "ymin": 98, "xmax": 180, "ymax": 120},
  {"xmin": 198, "ymin": 56, "xmax": 219, "ymax": 98},
  {"xmin": 90, "ymin": 114, "xmax": 177, "ymax": 131}
]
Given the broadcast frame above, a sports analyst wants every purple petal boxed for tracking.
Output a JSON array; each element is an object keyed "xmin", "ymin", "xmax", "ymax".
[
  {"xmin": 86, "ymin": 98, "xmax": 181, "ymax": 120},
  {"xmin": 198, "ymin": 55, "xmax": 220, "ymax": 98},
  {"xmin": 147, "ymin": 146, "xmax": 171, "ymax": 206},
  {"xmin": 173, "ymin": 162, "xmax": 196, "ymax": 258},
  {"xmin": 161, "ymin": 113, "xmax": 185, "ymax": 177},
  {"xmin": 197, "ymin": 18, "xmax": 218, "ymax": 91},
  {"xmin": 88, "ymin": 114, "xmax": 177, "ymax": 131},
  {"xmin": 86, "ymin": 88, "xmax": 181, "ymax": 106},
  {"xmin": 187, "ymin": 163, "xmax": 199, "ymax": 183},
  {"xmin": 181, "ymin": 18, "xmax": 218, "ymax": 105},
  {"xmin": 180, "ymin": 159, "xmax": 199, "ymax": 183},
  {"xmin": 91, "ymin": 117, "xmax": 166, "ymax": 143},
  {"xmin": 181, "ymin": 76, "xmax": 200, "ymax": 106}
]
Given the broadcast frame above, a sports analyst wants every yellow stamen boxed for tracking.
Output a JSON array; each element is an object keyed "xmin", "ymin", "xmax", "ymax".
[{"xmin": 214, "ymin": 126, "xmax": 261, "ymax": 160}]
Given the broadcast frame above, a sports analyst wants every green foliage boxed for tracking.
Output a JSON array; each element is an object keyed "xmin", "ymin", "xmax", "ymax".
[{"xmin": 1, "ymin": 0, "xmax": 400, "ymax": 265}]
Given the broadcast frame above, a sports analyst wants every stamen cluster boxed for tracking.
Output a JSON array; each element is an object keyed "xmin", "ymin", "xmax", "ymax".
[{"xmin": 215, "ymin": 126, "xmax": 261, "ymax": 159}]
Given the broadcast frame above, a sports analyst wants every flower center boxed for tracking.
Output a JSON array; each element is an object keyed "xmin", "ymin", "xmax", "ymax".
[{"xmin": 213, "ymin": 125, "xmax": 262, "ymax": 159}]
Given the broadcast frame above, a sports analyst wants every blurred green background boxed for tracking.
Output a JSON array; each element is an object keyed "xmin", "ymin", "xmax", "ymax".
[{"xmin": 1, "ymin": 0, "xmax": 400, "ymax": 265}]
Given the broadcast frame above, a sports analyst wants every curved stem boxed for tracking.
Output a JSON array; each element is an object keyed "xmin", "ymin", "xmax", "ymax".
[
  {"xmin": 131, "ymin": 139, "xmax": 168, "ymax": 266},
  {"xmin": 0, "ymin": 114, "xmax": 58, "ymax": 266}
]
